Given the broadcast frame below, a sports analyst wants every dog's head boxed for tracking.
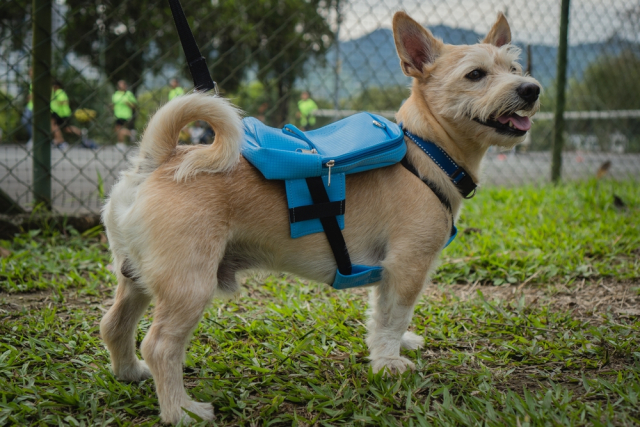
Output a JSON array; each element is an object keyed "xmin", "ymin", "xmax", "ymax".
[{"xmin": 393, "ymin": 11, "xmax": 541, "ymax": 148}]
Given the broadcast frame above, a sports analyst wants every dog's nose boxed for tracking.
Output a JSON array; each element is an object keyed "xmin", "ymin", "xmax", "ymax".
[{"xmin": 516, "ymin": 83, "xmax": 540, "ymax": 103}]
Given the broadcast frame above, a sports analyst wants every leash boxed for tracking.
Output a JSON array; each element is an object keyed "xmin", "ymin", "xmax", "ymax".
[{"xmin": 167, "ymin": 0, "xmax": 217, "ymax": 93}]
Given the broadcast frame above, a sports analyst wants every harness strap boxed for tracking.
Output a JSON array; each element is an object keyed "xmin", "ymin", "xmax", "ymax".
[
  {"xmin": 305, "ymin": 177, "xmax": 352, "ymax": 276},
  {"xmin": 167, "ymin": 0, "xmax": 217, "ymax": 92},
  {"xmin": 402, "ymin": 129, "xmax": 477, "ymax": 198},
  {"xmin": 289, "ymin": 199, "xmax": 345, "ymax": 223},
  {"xmin": 400, "ymin": 157, "xmax": 451, "ymax": 212},
  {"xmin": 400, "ymin": 156, "xmax": 457, "ymax": 246}
]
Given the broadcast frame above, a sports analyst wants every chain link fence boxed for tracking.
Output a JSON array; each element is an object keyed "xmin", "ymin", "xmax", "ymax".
[{"xmin": 1, "ymin": 0, "xmax": 639, "ymax": 214}]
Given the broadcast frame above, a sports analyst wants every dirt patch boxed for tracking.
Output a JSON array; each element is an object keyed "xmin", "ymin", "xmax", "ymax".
[
  {"xmin": 425, "ymin": 278, "xmax": 640, "ymax": 322},
  {"xmin": 0, "ymin": 286, "xmax": 113, "ymax": 316},
  {"xmin": 2, "ymin": 278, "xmax": 638, "ymax": 320}
]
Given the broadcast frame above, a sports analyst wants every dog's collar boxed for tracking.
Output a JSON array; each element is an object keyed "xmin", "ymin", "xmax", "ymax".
[{"xmin": 401, "ymin": 127, "xmax": 477, "ymax": 199}]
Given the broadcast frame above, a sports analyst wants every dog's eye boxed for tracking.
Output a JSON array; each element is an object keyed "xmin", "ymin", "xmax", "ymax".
[
  {"xmin": 510, "ymin": 66, "xmax": 518, "ymax": 74},
  {"xmin": 465, "ymin": 69, "xmax": 486, "ymax": 81}
]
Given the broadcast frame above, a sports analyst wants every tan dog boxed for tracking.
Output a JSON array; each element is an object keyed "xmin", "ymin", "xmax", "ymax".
[{"xmin": 100, "ymin": 11, "xmax": 541, "ymax": 424}]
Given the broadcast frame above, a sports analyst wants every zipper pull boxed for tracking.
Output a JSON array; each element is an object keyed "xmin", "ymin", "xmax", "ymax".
[{"xmin": 326, "ymin": 160, "xmax": 335, "ymax": 186}]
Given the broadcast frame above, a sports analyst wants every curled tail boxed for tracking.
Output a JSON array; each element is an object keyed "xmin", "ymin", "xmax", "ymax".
[{"xmin": 139, "ymin": 92, "xmax": 244, "ymax": 181}]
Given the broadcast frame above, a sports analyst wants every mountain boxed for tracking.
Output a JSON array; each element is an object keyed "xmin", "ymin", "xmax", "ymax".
[{"xmin": 303, "ymin": 25, "xmax": 634, "ymax": 103}]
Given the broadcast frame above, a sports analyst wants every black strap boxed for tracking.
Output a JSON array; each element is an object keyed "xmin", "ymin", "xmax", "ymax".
[
  {"xmin": 400, "ymin": 157, "xmax": 452, "ymax": 212},
  {"xmin": 305, "ymin": 177, "xmax": 352, "ymax": 276},
  {"xmin": 289, "ymin": 200, "xmax": 345, "ymax": 223},
  {"xmin": 402, "ymin": 128, "xmax": 477, "ymax": 198},
  {"xmin": 451, "ymin": 168, "xmax": 477, "ymax": 199},
  {"xmin": 167, "ymin": 0, "xmax": 217, "ymax": 92}
]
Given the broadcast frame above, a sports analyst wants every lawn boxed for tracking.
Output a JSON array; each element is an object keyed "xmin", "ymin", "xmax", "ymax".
[{"xmin": 1, "ymin": 179, "xmax": 639, "ymax": 426}]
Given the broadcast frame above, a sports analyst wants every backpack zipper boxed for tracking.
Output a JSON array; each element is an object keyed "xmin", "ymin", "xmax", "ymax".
[{"xmin": 326, "ymin": 160, "xmax": 335, "ymax": 186}]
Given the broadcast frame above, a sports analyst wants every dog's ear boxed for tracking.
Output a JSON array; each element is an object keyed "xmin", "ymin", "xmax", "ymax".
[
  {"xmin": 392, "ymin": 11, "xmax": 443, "ymax": 78},
  {"xmin": 483, "ymin": 12, "xmax": 511, "ymax": 47}
]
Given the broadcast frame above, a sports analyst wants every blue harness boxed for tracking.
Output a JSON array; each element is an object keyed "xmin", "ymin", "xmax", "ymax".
[{"xmin": 241, "ymin": 114, "xmax": 476, "ymax": 289}]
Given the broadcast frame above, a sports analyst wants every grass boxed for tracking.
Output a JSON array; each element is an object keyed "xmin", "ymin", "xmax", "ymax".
[{"xmin": 0, "ymin": 179, "xmax": 639, "ymax": 426}]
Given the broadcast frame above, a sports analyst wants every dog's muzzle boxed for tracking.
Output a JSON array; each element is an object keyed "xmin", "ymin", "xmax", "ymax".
[
  {"xmin": 474, "ymin": 112, "xmax": 531, "ymax": 137},
  {"xmin": 473, "ymin": 83, "xmax": 541, "ymax": 137}
]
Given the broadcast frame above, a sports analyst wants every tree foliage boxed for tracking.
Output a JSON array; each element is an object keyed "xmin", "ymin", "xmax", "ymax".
[
  {"xmin": 0, "ymin": 0, "xmax": 31, "ymax": 51},
  {"xmin": 531, "ymin": 50, "xmax": 640, "ymax": 152},
  {"xmin": 349, "ymin": 85, "xmax": 409, "ymax": 112},
  {"xmin": 205, "ymin": 0, "xmax": 335, "ymax": 125},
  {"xmin": 58, "ymin": 0, "xmax": 334, "ymax": 124},
  {"xmin": 61, "ymin": 0, "xmax": 179, "ymax": 92},
  {"xmin": 567, "ymin": 50, "xmax": 640, "ymax": 111}
]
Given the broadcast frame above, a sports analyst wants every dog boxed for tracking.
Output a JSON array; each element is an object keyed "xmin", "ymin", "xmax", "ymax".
[{"xmin": 100, "ymin": 11, "xmax": 541, "ymax": 424}]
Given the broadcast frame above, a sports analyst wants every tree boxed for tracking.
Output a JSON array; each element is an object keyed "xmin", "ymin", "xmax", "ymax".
[
  {"xmin": 349, "ymin": 85, "xmax": 409, "ymax": 112},
  {"xmin": 4, "ymin": 0, "xmax": 335, "ymax": 130},
  {"xmin": 0, "ymin": 0, "xmax": 31, "ymax": 51},
  {"xmin": 208, "ymin": 0, "xmax": 335, "ymax": 126},
  {"xmin": 61, "ymin": 0, "xmax": 181, "ymax": 92},
  {"xmin": 567, "ymin": 51, "xmax": 640, "ymax": 111}
]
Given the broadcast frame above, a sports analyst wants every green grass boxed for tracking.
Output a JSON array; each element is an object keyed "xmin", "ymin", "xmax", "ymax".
[
  {"xmin": 0, "ymin": 179, "xmax": 639, "ymax": 426},
  {"xmin": 437, "ymin": 178, "xmax": 640, "ymax": 285}
]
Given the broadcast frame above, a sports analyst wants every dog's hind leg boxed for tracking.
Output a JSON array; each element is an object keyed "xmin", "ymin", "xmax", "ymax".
[
  {"xmin": 100, "ymin": 271, "xmax": 153, "ymax": 382},
  {"xmin": 366, "ymin": 253, "xmax": 435, "ymax": 374},
  {"xmin": 140, "ymin": 268, "xmax": 219, "ymax": 424}
]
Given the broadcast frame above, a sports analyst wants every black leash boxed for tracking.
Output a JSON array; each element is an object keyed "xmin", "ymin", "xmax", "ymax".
[{"xmin": 167, "ymin": 0, "xmax": 217, "ymax": 93}]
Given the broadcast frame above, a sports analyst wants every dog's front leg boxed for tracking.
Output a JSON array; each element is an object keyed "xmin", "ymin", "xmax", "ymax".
[{"xmin": 365, "ymin": 264, "xmax": 430, "ymax": 374}]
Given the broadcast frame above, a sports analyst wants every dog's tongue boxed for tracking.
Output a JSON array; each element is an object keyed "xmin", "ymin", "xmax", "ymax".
[{"xmin": 497, "ymin": 113, "xmax": 531, "ymax": 131}]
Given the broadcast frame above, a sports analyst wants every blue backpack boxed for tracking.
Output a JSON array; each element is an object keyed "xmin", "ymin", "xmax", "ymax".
[
  {"xmin": 241, "ymin": 112, "xmax": 464, "ymax": 289},
  {"xmin": 242, "ymin": 113, "xmax": 406, "ymax": 289}
]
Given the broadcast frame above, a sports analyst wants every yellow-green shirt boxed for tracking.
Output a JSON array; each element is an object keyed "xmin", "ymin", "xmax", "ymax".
[
  {"xmin": 51, "ymin": 88, "xmax": 72, "ymax": 118},
  {"xmin": 168, "ymin": 87, "xmax": 184, "ymax": 101},
  {"xmin": 112, "ymin": 90, "xmax": 137, "ymax": 120},
  {"xmin": 298, "ymin": 98, "xmax": 318, "ymax": 127},
  {"xmin": 27, "ymin": 84, "xmax": 33, "ymax": 111}
]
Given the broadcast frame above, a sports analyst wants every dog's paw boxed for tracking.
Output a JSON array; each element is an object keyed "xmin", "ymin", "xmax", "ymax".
[
  {"xmin": 400, "ymin": 331, "xmax": 425, "ymax": 351},
  {"xmin": 371, "ymin": 356, "xmax": 415, "ymax": 375},
  {"xmin": 162, "ymin": 401, "xmax": 214, "ymax": 425},
  {"xmin": 115, "ymin": 360, "xmax": 153, "ymax": 382}
]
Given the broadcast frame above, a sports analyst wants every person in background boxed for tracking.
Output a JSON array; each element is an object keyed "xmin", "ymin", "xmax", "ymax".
[
  {"xmin": 169, "ymin": 78, "xmax": 191, "ymax": 142},
  {"xmin": 296, "ymin": 90, "xmax": 318, "ymax": 131},
  {"xmin": 112, "ymin": 80, "xmax": 138, "ymax": 145},
  {"xmin": 189, "ymin": 120, "xmax": 214, "ymax": 145},
  {"xmin": 168, "ymin": 78, "xmax": 184, "ymax": 101},
  {"xmin": 22, "ymin": 68, "xmax": 33, "ymax": 149},
  {"xmin": 51, "ymin": 79, "xmax": 82, "ymax": 150},
  {"xmin": 256, "ymin": 101, "xmax": 269, "ymax": 123}
]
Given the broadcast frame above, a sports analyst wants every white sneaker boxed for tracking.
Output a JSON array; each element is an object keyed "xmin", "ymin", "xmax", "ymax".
[
  {"xmin": 116, "ymin": 142, "xmax": 127, "ymax": 152},
  {"xmin": 57, "ymin": 142, "xmax": 69, "ymax": 151},
  {"xmin": 26, "ymin": 139, "xmax": 33, "ymax": 150}
]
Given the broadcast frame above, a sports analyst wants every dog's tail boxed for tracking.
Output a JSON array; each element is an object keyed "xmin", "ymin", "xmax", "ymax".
[{"xmin": 138, "ymin": 92, "xmax": 243, "ymax": 181}]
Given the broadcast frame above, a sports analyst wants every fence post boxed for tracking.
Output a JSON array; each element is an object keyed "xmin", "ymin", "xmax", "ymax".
[
  {"xmin": 551, "ymin": 0, "xmax": 570, "ymax": 183},
  {"xmin": 333, "ymin": 0, "xmax": 342, "ymax": 121},
  {"xmin": 32, "ymin": 0, "xmax": 52, "ymax": 209}
]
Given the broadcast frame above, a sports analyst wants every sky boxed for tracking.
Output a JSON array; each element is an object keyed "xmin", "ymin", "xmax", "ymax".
[{"xmin": 336, "ymin": 0, "xmax": 639, "ymax": 45}]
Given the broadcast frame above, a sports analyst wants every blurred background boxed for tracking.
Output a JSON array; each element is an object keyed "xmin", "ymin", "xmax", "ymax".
[{"xmin": 1, "ymin": 0, "xmax": 639, "ymax": 214}]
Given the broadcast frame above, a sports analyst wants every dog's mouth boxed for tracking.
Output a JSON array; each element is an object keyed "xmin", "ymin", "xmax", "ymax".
[{"xmin": 474, "ymin": 111, "xmax": 532, "ymax": 137}]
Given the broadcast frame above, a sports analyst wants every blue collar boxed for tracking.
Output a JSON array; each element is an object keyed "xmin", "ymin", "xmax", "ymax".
[{"xmin": 402, "ymin": 128, "xmax": 477, "ymax": 199}]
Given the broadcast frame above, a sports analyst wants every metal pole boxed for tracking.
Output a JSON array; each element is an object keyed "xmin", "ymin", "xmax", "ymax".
[
  {"xmin": 551, "ymin": 0, "xmax": 570, "ymax": 183},
  {"xmin": 333, "ymin": 0, "xmax": 342, "ymax": 121},
  {"xmin": 32, "ymin": 0, "xmax": 52, "ymax": 209}
]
